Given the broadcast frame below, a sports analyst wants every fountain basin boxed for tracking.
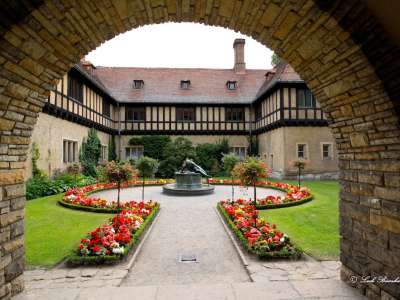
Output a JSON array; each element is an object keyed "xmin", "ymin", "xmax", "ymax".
[{"xmin": 162, "ymin": 172, "xmax": 214, "ymax": 196}]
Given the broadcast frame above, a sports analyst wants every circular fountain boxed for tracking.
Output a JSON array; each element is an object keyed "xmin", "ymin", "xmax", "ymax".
[{"xmin": 162, "ymin": 160, "xmax": 215, "ymax": 196}]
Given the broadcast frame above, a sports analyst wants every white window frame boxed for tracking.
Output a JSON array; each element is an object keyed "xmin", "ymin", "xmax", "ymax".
[
  {"xmin": 125, "ymin": 145, "xmax": 144, "ymax": 160},
  {"xmin": 100, "ymin": 144, "xmax": 108, "ymax": 162},
  {"xmin": 62, "ymin": 138, "xmax": 79, "ymax": 164},
  {"xmin": 296, "ymin": 143, "xmax": 308, "ymax": 159},
  {"xmin": 321, "ymin": 142, "xmax": 333, "ymax": 160}
]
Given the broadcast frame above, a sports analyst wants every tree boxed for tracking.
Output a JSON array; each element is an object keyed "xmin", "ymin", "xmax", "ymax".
[
  {"xmin": 159, "ymin": 137, "xmax": 196, "ymax": 177},
  {"xmin": 136, "ymin": 156, "xmax": 159, "ymax": 201},
  {"xmin": 108, "ymin": 135, "xmax": 117, "ymax": 161},
  {"xmin": 222, "ymin": 153, "xmax": 240, "ymax": 201},
  {"xmin": 247, "ymin": 136, "xmax": 258, "ymax": 156},
  {"xmin": 271, "ymin": 52, "xmax": 281, "ymax": 66},
  {"xmin": 232, "ymin": 157, "xmax": 269, "ymax": 207},
  {"xmin": 79, "ymin": 128, "xmax": 101, "ymax": 177},
  {"xmin": 102, "ymin": 161, "xmax": 136, "ymax": 208},
  {"xmin": 129, "ymin": 135, "xmax": 171, "ymax": 161}
]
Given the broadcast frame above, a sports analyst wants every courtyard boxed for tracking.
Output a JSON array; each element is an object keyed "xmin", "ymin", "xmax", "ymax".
[{"xmin": 19, "ymin": 182, "xmax": 365, "ymax": 299}]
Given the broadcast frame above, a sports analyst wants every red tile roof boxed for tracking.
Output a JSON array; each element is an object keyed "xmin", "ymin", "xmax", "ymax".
[{"xmin": 93, "ymin": 67, "xmax": 270, "ymax": 104}]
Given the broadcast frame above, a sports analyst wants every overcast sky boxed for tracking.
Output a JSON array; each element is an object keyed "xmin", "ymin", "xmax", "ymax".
[{"xmin": 85, "ymin": 22, "xmax": 273, "ymax": 69}]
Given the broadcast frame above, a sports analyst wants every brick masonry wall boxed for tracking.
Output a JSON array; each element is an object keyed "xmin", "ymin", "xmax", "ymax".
[{"xmin": 0, "ymin": 0, "xmax": 399, "ymax": 299}]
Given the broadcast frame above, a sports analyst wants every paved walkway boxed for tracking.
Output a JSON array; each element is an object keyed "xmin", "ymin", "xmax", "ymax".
[
  {"xmin": 95, "ymin": 185, "xmax": 281, "ymax": 286},
  {"xmin": 14, "ymin": 185, "xmax": 366, "ymax": 299}
]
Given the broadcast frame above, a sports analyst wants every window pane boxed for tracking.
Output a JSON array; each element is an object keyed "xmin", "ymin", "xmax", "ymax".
[
  {"xmin": 63, "ymin": 141, "xmax": 67, "ymax": 163},
  {"xmin": 176, "ymin": 107, "xmax": 194, "ymax": 121}
]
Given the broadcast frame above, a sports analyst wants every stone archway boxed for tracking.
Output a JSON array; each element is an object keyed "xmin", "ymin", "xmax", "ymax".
[{"xmin": 0, "ymin": 1, "xmax": 399, "ymax": 299}]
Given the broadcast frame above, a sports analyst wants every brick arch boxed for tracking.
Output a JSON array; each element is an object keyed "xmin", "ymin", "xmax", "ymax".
[{"xmin": 0, "ymin": 1, "xmax": 399, "ymax": 299}]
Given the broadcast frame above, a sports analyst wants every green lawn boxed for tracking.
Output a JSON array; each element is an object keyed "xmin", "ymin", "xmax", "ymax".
[
  {"xmin": 26, "ymin": 194, "xmax": 112, "ymax": 267},
  {"xmin": 259, "ymin": 180, "xmax": 340, "ymax": 260}
]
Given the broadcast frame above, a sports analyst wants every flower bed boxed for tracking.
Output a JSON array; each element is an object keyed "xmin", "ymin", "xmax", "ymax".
[
  {"xmin": 209, "ymin": 179, "xmax": 313, "ymax": 209},
  {"xmin": 59, "ymin": 179, "xmax": 173, "ymax": 213},
  {"xmin": 67, "ymin": 201, "xmax": 159, "ymax": 265},
  {"xmin": 218, "ymin": 199, "xmax": 301, "ymax": 259}
]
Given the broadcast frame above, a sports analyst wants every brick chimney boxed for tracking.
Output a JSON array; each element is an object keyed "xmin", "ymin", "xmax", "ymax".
[
  {"xmin": 80, "ymin": 59, "xmax": 95, "ymax": 75},
  {"xmin": 233, "ymin": 38, "xmax": 246, "ymax": 74}
]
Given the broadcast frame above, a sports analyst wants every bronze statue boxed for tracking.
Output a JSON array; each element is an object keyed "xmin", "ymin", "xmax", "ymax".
[{"xmin": 180, "ymin": 158, "xmax": 210, "ymax": 177}]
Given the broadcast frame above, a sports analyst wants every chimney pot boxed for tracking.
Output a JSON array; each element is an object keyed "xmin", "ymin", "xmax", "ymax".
[{"xmin": 233, "ymin": 39, "xmax": 246, "ymax": 74}]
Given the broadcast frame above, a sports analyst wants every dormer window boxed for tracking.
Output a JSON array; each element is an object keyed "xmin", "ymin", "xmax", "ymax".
[
  {"xmin": 226, "ymin": 80, "xmax": 237, "ymax": 90},
  {"xmin": 133, "ymin": 80, "xmax": 144, "ymax": 89},
  {"xmin": 180, "ymin": 80, "xmax": 190, "ymax": 89}
]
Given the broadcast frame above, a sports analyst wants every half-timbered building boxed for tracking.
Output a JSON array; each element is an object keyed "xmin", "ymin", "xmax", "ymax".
[{"xmin": 28, "ymin": 39, "xmax": 338, "ymax": 179}]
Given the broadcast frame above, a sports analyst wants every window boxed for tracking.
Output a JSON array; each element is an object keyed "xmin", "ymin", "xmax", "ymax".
[
  {"xmin": 322, "ymin": 143, "xmax": 333, "ymax": 160},
  {"xmin": 133, "ymin": 80, "xmax": 144, "ymax": 89},
  {"xmin": 100, "ymin": 145, "xmax": 107, "ymax": 161},
  {"xmin": 102, "ymin": 98, "xmax": 111, "ymax": 117},
  {"xmin": 230, "ymin": 147, "xmax": 246, "ymax": 159},
  {"xmin": 180, "ymin": 80, "xmax": 190, "ymax": 89},
  {"xmin": 297, "ymin": 143, "xmax": 307, "ymax": 159},
  {"xmin": 255, "ymin": 104, "xmax": 262, "ymax": 120},
  {"xmin": 270, "ymin": 154, "xmax": 274, "ymax": 169},
  {"xmin": 67, "ymin": 76, "xmax": 83, "ymax": 102},
  {"xmin": 226, "ymin": 107, "xmax": 245, "ymax": 122},
  {"xmin": 297, "ymin": 89, "xmax": 316, "ymax": 108},
  {"xmin": 63, "ymin": 139, "xmax": 78, "ymax": 163},
  {"xmin": 176, "ymin": 107, "xmax": 195, "ymax": 121},
  {"xmin": 226, "ymin": 81, "xmax": 237, "ymax": 90},
  {"xmin": 126, "ymin": 107, "xmax": 146, "ymax": 121},
  {"xmin": 125, "ymin": 146, "xmax": 144, "ymax": 160}
]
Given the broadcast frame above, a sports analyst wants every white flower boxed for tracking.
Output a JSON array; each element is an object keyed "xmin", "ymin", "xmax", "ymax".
[
  {"xmin": 280, "ymin": 237, "xmax": 286, "ymax": 243},
  {"xmin": 112, "ymin": 247, "xmax": 124, "ymax": 254},
  {"xmin": 67, "ymin": 195, "xmax": 76, "ymax": 200}
]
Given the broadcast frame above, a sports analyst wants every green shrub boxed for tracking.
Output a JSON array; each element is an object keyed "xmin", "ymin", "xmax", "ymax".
[
  {"xmin": 80, "ymin": 128, "xmax": 101, "ymax": 177},
  {"xmin": 158, "ymin": 137, "xmax": 196, "ymax": 177},
  {"xmin": 26, "ymin": 173, "xmax": 96, "ymax": 200},
  {"xmin": 136, "ymin": 156, "xmax": 159, "ymax": 178},
  {"xmin": 194, "ymin": 139, "xmax": 229, "ymax": 175},
  {"xmin": 158, "ymin": 157, "xmax": 178, "ymax": 178},
  {"xmin": 247, "ymin": 136, "xmax": 259, "ymax": 156},
  {"xmin": 129, "ymin": 135, "xmax": 171, "ymax": 160}
]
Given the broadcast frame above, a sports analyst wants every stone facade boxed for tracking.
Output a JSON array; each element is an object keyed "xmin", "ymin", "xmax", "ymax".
[
  {"xmin": 258, "ymin": 126, "xmax": 338, "ymax": 179},
  {"xmin": 25, "ymin": 113, "xmax": 111, "ymax": 177},
  {"xmin": 0, "ymin": 1, "xmax": 399, "ymax": 299}
]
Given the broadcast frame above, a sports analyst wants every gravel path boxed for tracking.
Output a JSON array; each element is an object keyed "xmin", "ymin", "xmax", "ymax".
[{"xmin": 91, "ymin": 185, "xmax": 284, "ymax": 286}]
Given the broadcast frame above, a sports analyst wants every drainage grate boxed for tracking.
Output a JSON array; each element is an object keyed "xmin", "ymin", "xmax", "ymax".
[{"xmin": 178, "ymin": 254, "xmax": 198, "ymax": 263}]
